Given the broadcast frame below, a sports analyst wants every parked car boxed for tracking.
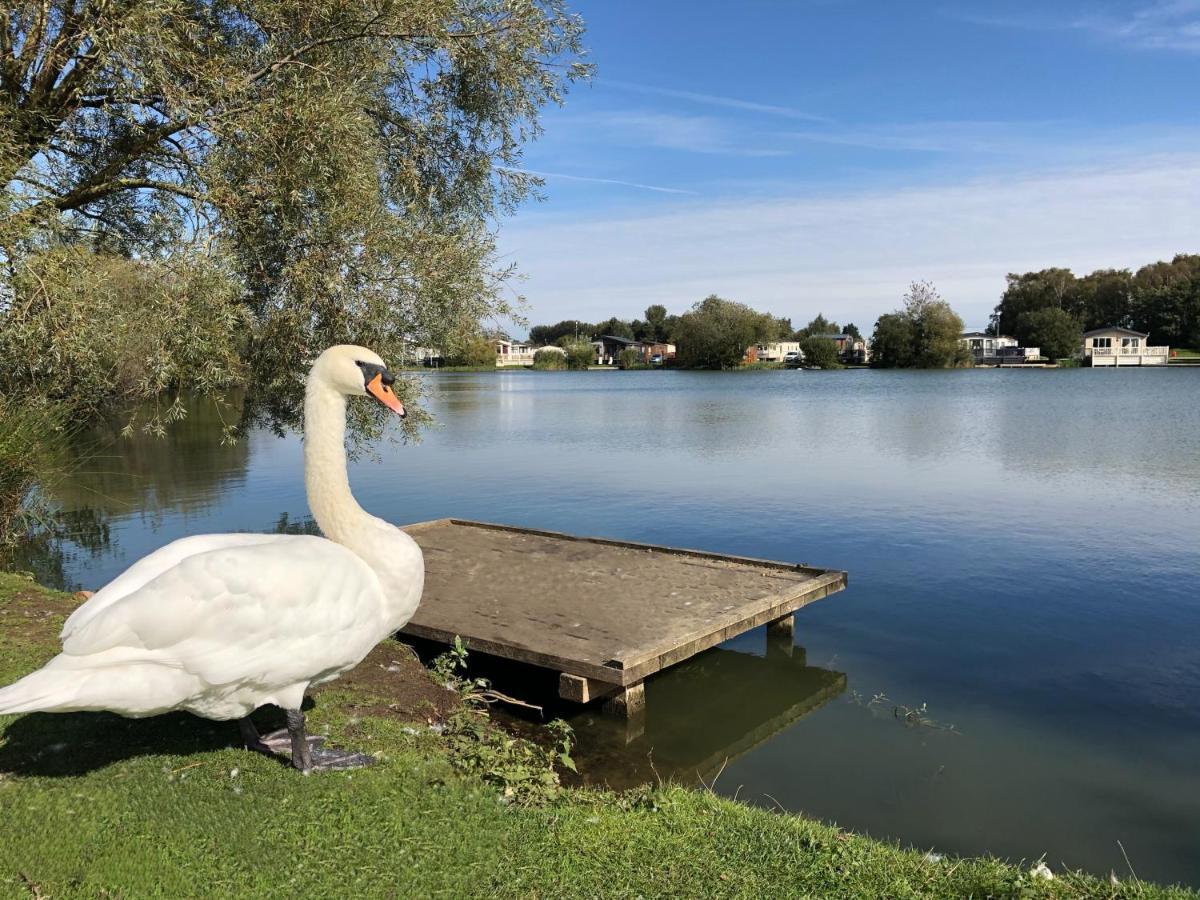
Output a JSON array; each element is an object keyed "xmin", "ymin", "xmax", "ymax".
[
  {"xmin": 650, "ymin": 354, "xmax": 663, "ymax": 365},
  {"xmin": 783, "ymin": 349, "xmax": 805, "ymax": 367}
]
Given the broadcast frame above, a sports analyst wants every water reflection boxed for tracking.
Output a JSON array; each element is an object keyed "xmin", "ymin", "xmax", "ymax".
[
  {"xmin": 58, "ymin": 396, "xmax": 251, "ymax": 523},
  {"xmin": 569, "ymin": 643, "xmax": 846, "ymax": 791}
]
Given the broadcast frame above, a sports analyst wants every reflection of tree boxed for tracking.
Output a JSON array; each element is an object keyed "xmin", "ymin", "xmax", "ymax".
[
  {"xmin": 3, "ymin": 395, "xmax": 253, "ymax": 589},
  {"xmin": 0, "ymin": 506, "xmax": 110, "ymax": 591},
  {"xmin": 54, "ymin": 395, "xmax": 251, "ymax": 521},
  {"xmin": 270, "ymin": 513, "xmax": 321, "ymax": 536}
]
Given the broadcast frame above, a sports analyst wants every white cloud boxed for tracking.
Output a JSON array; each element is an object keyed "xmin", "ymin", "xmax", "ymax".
[
  {"xmin": 1075, "ymin": 0, "xmax": 1200, "ymax": 51},
  {"xmin": 951, "ymin": 1, "xmax": 1200, "ymax": 52},
  {"xmin": 499, "ymin": 155, "xmax": 1200, "ymax": 331},
  {"xmin": 595, "ymin": 78, "xmax": 829, "ymax": 122},
  {"xmin": 499, "ymin": 167, "xmax": 697, "ymax": 196},
  {"xmin": 565, "ymin": 110, "xmax": 790, "ymax": 157}
]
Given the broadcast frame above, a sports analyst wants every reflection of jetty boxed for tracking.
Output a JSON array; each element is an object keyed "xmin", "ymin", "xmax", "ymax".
[
  {"xmin": 401, "ymin": 519, "xmax": 847, "ymax": 718},
  {"xmin": 574, "ymin": 645, "xmax": 847, "ymax": 787}
]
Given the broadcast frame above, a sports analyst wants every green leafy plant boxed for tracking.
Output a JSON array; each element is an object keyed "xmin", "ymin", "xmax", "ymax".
[
  {"xmin": 532, "ymin": 348, "xmax": 568, "ymax": 370},
  {"xmin": 564, "ymin": 342, "xmax": 595, "ymax": 370},
  {"xmin": 429, "ymin": 635, "xmax": 576, "ymax": 803},
  {"xmin": 617, "ymin": 347, "xmax": 644, "ymax": 369}
]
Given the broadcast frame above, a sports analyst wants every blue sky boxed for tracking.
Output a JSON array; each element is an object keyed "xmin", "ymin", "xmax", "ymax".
[{"xmin": 498, "ymin": 0, "xmax": 1200, "ymax": 334}]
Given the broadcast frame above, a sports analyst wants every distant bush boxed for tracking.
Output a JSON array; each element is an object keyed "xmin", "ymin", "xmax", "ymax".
[
  {"xmin": 446, "ymin": 337, "xmax": 497, "ymax": 368},
  {"xmin": 797, "ymin": 336, "xmax": 842, "ymax": 369},
  {"xmin": 564, "ymin": 343, "xmax": 594, "ymax": 370},
  {"xmin": 617, "ymin": 347, "xmax": 644, "ymax": 369},
  {"xmin": 532, "ymin": 349, "xmax": 567, "ymax": 370}
]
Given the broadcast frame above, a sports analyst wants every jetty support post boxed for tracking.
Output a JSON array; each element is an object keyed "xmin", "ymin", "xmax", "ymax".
[
  {"xmin": 765, "ymin": 612, "xmax": 795, "ymax": 659},
  {"xmin": 602, "ymin": 681, "xmax": 646, "ymax": 742}
]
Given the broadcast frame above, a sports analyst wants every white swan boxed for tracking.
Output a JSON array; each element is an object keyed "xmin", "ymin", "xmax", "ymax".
[{"xmin": 0, "ymin": 345, "xmax": 424, "ymax": 772}]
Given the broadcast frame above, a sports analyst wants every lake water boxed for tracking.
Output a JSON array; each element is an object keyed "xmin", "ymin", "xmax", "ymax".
[{"xmin": 19, "ymin": 368, "xmax": 1200, "ymax": 885}]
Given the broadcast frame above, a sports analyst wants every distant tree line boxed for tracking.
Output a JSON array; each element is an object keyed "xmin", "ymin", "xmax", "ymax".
[
  {"xmin": 527, "ymin": 301, "xmax": 863, "ymax": 370},
  {"xmin": 991, "ymin": 254, "xmax": 1200, "ymax": 356}
]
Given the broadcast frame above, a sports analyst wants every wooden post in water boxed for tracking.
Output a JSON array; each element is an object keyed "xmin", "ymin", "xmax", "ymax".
[
  {"xmin": 602, "ymin": 681, "xmax": 646, "ymax": 741},
  {"xmin": 766, "ymin": 613, "xmax": 795, "ymax": 659}
]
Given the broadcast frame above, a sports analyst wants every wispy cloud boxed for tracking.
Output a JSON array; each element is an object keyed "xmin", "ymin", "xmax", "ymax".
[
  {"xmin": 597, "ymin": 78, "xmax": 829, "ymax": 122},
  {"xmin": 500, "ymin": 167, "xmax": 697, "ymax": 196},
  {"xmin": 500, "ymin": 155, "xmax": 1200, "ymax": 329},
  {"xmin": 786, "ymin": 120, "xmax": 1070, "ymax": 154},
  {"xmin": 568, "ymin": 111, "xmax": 790, "ymax": 157},
  {"xmin": 951, "ymin": 1, "xmax": 1200, "ymax": 52},
  {"xmin": 1076, "ymin": 0, "xmax": 1200, "ymax": 50}
]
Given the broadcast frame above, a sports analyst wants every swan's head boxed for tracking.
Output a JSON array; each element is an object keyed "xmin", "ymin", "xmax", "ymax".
[{"xmin": 310, "ymin": 345, "xmax": 405, "ymax": 418}]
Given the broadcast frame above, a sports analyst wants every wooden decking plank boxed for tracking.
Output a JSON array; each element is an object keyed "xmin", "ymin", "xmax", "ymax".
[{"xmin": 400, "ymin": 518, "xmax": 847, "ymax": 689}]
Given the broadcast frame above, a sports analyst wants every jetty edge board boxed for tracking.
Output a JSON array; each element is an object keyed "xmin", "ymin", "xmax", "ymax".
[{"xmin": 399, "ymin": 518, "xmax": 847, "ymax": 715}]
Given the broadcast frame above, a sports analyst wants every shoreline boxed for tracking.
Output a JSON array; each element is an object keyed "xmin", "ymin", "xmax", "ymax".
[{"xmin": 1, "ymin": 571, "xmax": 1194, "ymax": 898}]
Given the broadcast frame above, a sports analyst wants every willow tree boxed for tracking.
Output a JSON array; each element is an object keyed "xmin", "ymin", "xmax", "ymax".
[{"xmin": 0, "ymin": 0, "xmax": 588, "ymax": 437}]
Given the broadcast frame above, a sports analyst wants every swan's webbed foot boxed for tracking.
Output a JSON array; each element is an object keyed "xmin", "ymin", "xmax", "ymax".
[
  {"xmin": 238, "ymin": 716, "xmax": 324, "ymax": 759},
  {"xmin": 303, "ymin": 748, "xmax": 377, "ymax": 772},
  {"xmin": 285, "ymin": 708, "xmax": 375, "ymax": 774}
]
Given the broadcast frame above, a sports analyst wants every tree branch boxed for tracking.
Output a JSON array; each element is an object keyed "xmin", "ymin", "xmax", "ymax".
[{"xmin": 55, "ymin": 176, "xmax": 204, "ymax": 211}]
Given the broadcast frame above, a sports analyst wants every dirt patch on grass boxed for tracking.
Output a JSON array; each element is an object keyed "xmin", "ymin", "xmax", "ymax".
[
  {"xmin": 0, "ymin": 575, "xmax": 76, "ymax": 651},
  {"xmin": 312, "ymin": 640, "xmax": 463, "ymax": 724}
]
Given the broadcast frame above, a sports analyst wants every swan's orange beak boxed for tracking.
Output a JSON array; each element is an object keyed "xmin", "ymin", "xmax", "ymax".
[{"xmin": 366, "ymin": 372, "xmax": 406, "ymax": 418}]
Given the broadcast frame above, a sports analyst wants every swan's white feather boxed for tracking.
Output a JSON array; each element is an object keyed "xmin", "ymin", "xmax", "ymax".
[
  {"xmin": 7, "ymin": 536, "xmax": 396, "ymax": 720},
  {"xmin": 61, "ymin": 533, "xmax": 292, "ymax": 640}
]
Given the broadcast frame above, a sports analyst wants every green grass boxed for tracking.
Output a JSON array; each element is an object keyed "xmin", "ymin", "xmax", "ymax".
[
  {"xmin": 1170, "ymin": 348, "xmax": 1200, "ymax": 358},
  {"xmin": 1, "ymin": 572, "xmax": 1195, "ymax": 899}
]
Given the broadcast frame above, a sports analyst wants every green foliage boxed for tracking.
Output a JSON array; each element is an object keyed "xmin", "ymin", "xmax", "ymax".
[
  {"xmin": 443, "ymin": 710, "xmax": 574, "ymax": 804},
  {"xmin": 643, "ymin": 304, "xmax": 668, "ymax": 341},
  {"xmin": 531, "ymin": 320, "xmax": 593, "ymax": 345},
  {"xmin": 617, "ymin": 347, "xmax": 643, "ymax": 369},
  {"xmin": 531, "ymin": 348, "xmax": 567, "ymax": 370},
  {"xmin": 2, "ymin": 0, "xmax": 590, "ymax": 440},
  {"xmin": 871, "ymin": 281, "xmax": 970, "ymax": 369},
  {"xmin": 564, "ymin": 342, "xmax": 594, "ymax": 370},
  {"xmin": 1017, "ymin": 308, "xmax": 1082, "ymax": 360},
  {"xmin": 796, "ymin": 313, "xmax": 840, "ymax": 339},
  {"xmin": 673, "ymin": 294, "xmax": 777, "ymax": 369},
  {"xmin": 0, "ymin": 401, "xmax": 68, "ymax": 545},
  {"xmin": 0, "ymin": 249, "xmax": 249, "ymax": 429},
  {"xmin": 843, "ymin": 322, "xmax": 862, "ymax": 340},
  {"xmin": 1131, "ymin": 255, "xmax": 1200, "ymax": 349},
  {"xmin": 431, "ymin": 636, "xmax": 472, "ymax": 687},
  {"xmin": 593, "ymin": 316, "xmax": 634, "ymax": 339},
  {"xmin": 797, "ymin": 335, "xmax": 842, "ymax": 369},
  {"xmin": 991, "ymin": 255, "xmax": 1200, "ymax": 349},
  {"xmin": 446, "ymin": 337, "xmax": 497, "ymax": 368},
  {"xmin": 870, "ymin": 312, "xmax": 916, "ymax": 368}
]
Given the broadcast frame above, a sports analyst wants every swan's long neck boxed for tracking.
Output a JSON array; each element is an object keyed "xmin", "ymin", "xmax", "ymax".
[
  {"xmin": 303, "ymin": 380, "xmax": 367, "ymax": 543},
  {"xmin": 303, "ymin": 378, "xmax": 422, "ymax": 622}
]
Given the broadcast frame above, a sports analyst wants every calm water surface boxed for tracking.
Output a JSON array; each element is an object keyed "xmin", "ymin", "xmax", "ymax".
[{"xmin": 27, "ymin": 369, "xmax": 1200, "ymax": 884}]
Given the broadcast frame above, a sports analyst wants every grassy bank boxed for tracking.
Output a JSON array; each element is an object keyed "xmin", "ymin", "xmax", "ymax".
[{"xmin": 0, "ymin": 572, "xmax": 1194, "ymax": 899}]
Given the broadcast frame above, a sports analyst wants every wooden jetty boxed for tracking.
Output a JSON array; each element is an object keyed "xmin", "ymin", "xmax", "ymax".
[{"xmin": 401, "ymin": 519, "xmax": 848, "ymax": 717}]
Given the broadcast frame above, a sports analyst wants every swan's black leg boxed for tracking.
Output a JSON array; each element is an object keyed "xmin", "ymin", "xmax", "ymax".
[
  {"xmin": 285, "ymin": 706, "xmax": 375, "ymax": 773},
  {"xmin": 286, "ymin": 708, "xmax": 312, "ymax": 770},
  {"xmin": 240, "ymin": 714, "xmax": 323, "ymax": 759},
  {"xmin": 239, "ymin": 716, "xmax": 274, "ymax": 755}
]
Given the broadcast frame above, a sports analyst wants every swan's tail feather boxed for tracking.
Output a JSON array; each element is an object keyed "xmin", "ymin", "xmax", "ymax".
[
  {"xmin": 0, "ymin": 668, "xmax": 83, "ymax": 715},
  {"xmin": 0, "ymin": 658, "xmax": 196, "ymax": 717}
]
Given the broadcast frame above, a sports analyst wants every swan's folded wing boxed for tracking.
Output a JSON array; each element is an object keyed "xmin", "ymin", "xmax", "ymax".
[
  {"xmin": 60, "ymin": 537, "xmax": 383, "ymax": 686},
  {"xmin": 62, "ymin": 532, "xmax": 293, "ymax": 640}
]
